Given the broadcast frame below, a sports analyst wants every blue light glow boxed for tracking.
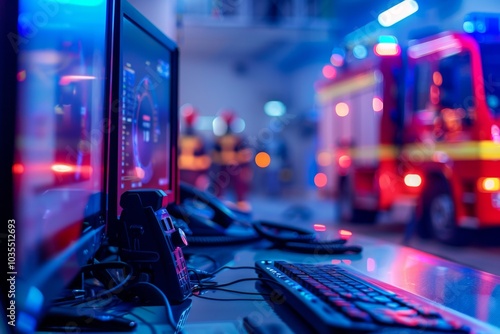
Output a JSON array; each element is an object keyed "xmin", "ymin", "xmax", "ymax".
[
  {"xmin": 463, "ymin": 21, "xmax": 475, "ymax": 33},
  {"xmin": 264, "ymin": 101, "xmax": 286, "ymax": 117},
  {"xmin": 353, "ymin": 45, "xmax": 368, "ymax": 59},
  {"xmin": 378, "ymin": 35, "xmax": 398, "ymax": 44}
]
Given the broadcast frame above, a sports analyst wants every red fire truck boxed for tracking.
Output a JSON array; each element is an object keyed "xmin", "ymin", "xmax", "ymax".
[{"xmin": 316, "ymin": 23, "xmax": 500, "ymax": 245}]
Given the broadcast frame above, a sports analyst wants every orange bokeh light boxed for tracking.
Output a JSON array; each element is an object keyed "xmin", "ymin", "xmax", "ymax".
[{"xmin": 255, "ymin": 152, "xmax": 271, "ymax": 168}]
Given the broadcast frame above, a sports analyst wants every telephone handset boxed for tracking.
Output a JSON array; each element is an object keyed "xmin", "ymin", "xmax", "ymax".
[
  {"xmin": 167, "ymin": 183, "xmax": 363, "ymax": 254},
  {"xmin": 118, "ymin": 189, "xmax": 191, "ymax": 303},
  {"xmin": 167, "ymin": 183, "xmax": 260, "ymax": 245}
]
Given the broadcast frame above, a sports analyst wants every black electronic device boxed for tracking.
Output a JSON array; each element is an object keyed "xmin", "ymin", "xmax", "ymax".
[
  {"xmin": 167, "ymin": 182, "xmax": 260, "ymax": 245},
  {"xmin": 168, "ymin": 183, "xmax": 362, "ymax": 254},
  {"xmin": 107, "ymin": 0, "xmax": 179, "ymax": 246},
  {"xmin": 12, "ymin": 1, "xmax": 111, "ymax": 332},
  {"xmin": 118, "ymin": 189, "xmax": 191, "ymax": 304}
]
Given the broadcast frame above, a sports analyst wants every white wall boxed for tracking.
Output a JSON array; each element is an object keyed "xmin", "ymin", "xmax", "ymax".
[{"xmin": 179, "ymin": 56, "xmax": 288, "ymax": 138}]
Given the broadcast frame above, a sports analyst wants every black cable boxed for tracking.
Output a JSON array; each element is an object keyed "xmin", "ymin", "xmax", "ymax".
[
  {"xmin": 196, "ymin": 287, "xmax": 270, "ymax": 296},
  {"xmin": 80, "ymin": 261, "xmax": 134, "ymax": 300},
  {"xmin": 205, "ymin": 277, "xmax": 279, "ymax": 289},
  {"xmin": 192, "ymin": 294, "xmax": 266, "ymax": 302},
  {"xmin": 209, "ymin": 265, "xmax": 265, "ymax": 276},
  {"xmin": 51, "ymin": 261, "xmax": 134, "ymax": 306},
  {"xmin": 126, "ymin": 311, "xmax": 157, "ymax": 334},
  {"xmin": 125, "ymin": 282, "xmax": 178, "ymax": 332}
]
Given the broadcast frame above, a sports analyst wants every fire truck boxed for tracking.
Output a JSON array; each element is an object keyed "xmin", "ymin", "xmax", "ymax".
[{"xmin": 316, "ymin": 17, "xmax": 500, "ymax": 245}]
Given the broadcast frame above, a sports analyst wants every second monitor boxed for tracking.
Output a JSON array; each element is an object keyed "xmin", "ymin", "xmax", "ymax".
[{"xmin": 108, "ymin": 1, "xmax": 180, "ymax": 244}]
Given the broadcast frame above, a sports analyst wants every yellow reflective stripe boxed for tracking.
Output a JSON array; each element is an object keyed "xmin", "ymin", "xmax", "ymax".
[
  {"xmin": 404, "ymin": 141, "xmax": 500, "ymax": 161},
  {"xmin": 479, "ymin": 141, "xmax": 500, "ymax": 160},
  {"xmin": 344, "ymin": 145, "xmax": 399, "ymax": 160},
  {"xmin": 339, "ymin": 141, "xmax": 500, "ymax": 162},
  {"xmin": 316, "ymin": 72, "xmax": 378, "ymax": 105}
]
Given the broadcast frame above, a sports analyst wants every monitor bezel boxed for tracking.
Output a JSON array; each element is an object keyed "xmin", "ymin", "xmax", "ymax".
[{"xmin": 107, "ymin": 0, "xmax": 179, "ymax": 244}]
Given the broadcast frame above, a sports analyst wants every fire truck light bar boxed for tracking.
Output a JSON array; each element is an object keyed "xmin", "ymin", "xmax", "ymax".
[
  {"xmin": 378, "ymin": 0, "xmax": 419, "ymax": 28},
  {"xmin": 408, "ymin": 35, "xmax": 462, "ymax": 59}
]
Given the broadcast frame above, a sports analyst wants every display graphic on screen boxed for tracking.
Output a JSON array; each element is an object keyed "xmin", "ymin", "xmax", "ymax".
[{"xmin": 117, "ymin": 17, "xmax": 172, "ymax": 213}]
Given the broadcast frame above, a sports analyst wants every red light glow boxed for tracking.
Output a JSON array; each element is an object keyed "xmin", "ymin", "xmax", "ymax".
[
  {"xmin": 59, "ymin": 75, "xmax": 96, "ymax": 85},
  {"xmin": 12, "ymin": 163, "xmax": 24, "ymax": 174},
  {"xmin": 433, "ymin": 71, "xmax": 443, "ymax": 86},
  {"xmin": 338, "ymin": 155, "xmax": 351, "ymax": 169},
  {"xmin": 342, "ymin": 259, "xmax": 352, "ymax": 265},
  {"xmin": 322, "ymin": 65, "xmax": 337, "ymax": 79},
  {"xmin": 331, "ymin": 259, "xmax": 341, "ymax": 264},
  {"xmin": 313, "ymin": 224, "xmax": 327, "ymax": 232},
  {"xmin": 135, "ymin": 167, "xmax": 146, "ymax": 179},
  {"xmin": 17, "ymin": 70, "xmax": 27, "ymax": 82},
  {"xmin": 339, "ymin": 229, "xmax": 353, "ymax": 240},
  {"xmin": 314, "ymin": 173, "xmax": 328, "ymax": 188}
]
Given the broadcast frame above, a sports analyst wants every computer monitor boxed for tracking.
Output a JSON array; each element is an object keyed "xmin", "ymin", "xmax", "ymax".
[
  {"xmin": 1, "ymin": 0, "xmax": 18, "ymax": 332},
  {"xmin": 13, "ymin": 1, "xmax": 111, "ymax": 332},
  {"xmin": 107, "ymin": 0, "xmax": 179, "ymax": 243}
]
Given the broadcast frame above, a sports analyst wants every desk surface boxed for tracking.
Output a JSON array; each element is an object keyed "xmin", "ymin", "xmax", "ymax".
[{"xmin": 183, "ymin": 234, "xmax": 500, "ymax": 333}]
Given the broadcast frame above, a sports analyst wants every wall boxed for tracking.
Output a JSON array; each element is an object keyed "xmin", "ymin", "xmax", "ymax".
[
  {"xmin": 128, "ymin": 0, "xmax": 177, "ymax": 41},
  {"xmin": 179, "ymin": 53, "xmax": 331, "ymax": 196}
]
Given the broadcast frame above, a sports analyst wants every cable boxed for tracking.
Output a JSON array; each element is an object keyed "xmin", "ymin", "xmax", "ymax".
[
  {"xmin": 209, "ymin": 265, "xmax": 265, "ymax": 276},
  {"xmin": 192, "ymin": 294, "xmax": 266, "ymax": 302},
  {"xmin": 205, "ymin": 277, "xmax": 279, "ymax": 289},
  {"xmin": 195, "ymin": 287, "xmax": 270, "ymax": 296},
  {"xmin": 81, "ymin": 261, "xmax": 134, "ymax": 299},
  {"xmin": 123, "ymin": 281, "xmax": 178, "ymax": 332},
  {"xmin": 51, "ymin": 261, "xmax": 134, "ymax": 306},
  {"xmin": 126, "ymin": 311, "xmax": 157, "ymax": 334}
]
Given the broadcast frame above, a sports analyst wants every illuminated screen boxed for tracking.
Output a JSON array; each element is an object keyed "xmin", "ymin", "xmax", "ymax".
[
  {"xmin": 14, "ymin": 0, "xmax": 108, "ymax": 330},
  {"xmin": 117, "ymin": 16, "xmax": 174, "ymax": 213}
]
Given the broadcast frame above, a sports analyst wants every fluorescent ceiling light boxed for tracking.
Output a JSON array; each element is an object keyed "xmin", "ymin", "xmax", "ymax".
[{"xmin": 378, "ymin": 0, "xmax": 419, "ymax": 27}]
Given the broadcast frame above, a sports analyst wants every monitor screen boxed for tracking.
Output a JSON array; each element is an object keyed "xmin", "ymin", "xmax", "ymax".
[
  {"xmin": 115, "ymin": 3, "xmax": 179, "ymax": 216},
  {"xmin": 13, "ymin": 0, "xmax": 109, "ymax": 331}
]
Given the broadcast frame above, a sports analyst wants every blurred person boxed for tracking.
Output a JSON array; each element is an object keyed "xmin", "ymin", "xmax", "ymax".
[
  {"xmin": 178, "ymin": 104, "xmax": 211, "ymax": 189},
  {"xmin": 210, "ymin": 109, "xmax": 253, "ymax": 212}
]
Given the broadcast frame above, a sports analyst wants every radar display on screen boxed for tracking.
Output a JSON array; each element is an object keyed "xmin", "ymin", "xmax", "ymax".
[{"xmin": 117, "ymin": 16, "xmax": 174, "ymax": 213}]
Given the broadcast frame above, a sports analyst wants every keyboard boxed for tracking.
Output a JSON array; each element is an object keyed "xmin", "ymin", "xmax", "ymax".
[{"xmin": 256, "ymin": 260, "xmax": 498, "ymax": 333}]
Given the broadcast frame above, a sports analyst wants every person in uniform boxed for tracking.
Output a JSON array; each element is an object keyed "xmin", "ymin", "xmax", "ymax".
[
  {"xmin": 210, "ymin": 109, "xmax": 253, "ymax": 211},
  {"xmin": 178, "ymin": 104, "xmax": 211, "ymax": 189}
]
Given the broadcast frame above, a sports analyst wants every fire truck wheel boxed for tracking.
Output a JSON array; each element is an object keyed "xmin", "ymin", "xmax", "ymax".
[{"xmin": 426, "ymin": 183, "xmax": 468, "ymax": 246}]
